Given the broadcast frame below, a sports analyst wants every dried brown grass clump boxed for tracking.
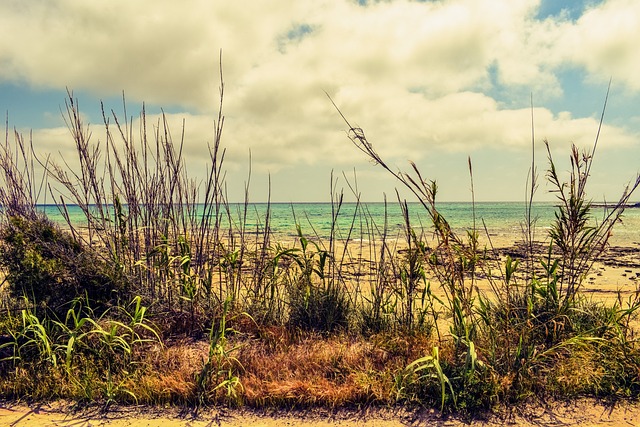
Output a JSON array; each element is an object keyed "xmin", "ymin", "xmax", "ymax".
[
  {"xmin": 238, "ymin": 330, "xmax": 433, "ymax": 407},
  {"xmin": 131, "ymin": 341, "xmax": 207, "ymax": 404},
  {"xmin": 36, "ymin": 330, "xmax": 433, "ymax": 408}
]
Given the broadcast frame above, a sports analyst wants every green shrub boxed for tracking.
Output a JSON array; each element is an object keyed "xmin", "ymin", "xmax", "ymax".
[
  {"xmin": 284, "ymin": 228, "xmax": 351, "ymax": 333},
  {"xmin": 287, "ymin": 280, "xmax": 350, "ymax": 333},
  {"xmin": 0, "ymin": 214, "xmax": 128, "ymax": 315}
]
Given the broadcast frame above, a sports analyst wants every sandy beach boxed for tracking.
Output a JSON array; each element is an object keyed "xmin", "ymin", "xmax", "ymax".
[
  {"xmin": 339, "ymin": 231, "xmax": 640, "ymax": 307},
  {"xmin": 2, "ymin": 399, "xmax": 640, "ymax": 426}
]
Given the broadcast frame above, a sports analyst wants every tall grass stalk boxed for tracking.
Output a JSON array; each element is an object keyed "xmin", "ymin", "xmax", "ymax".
[{"xmin": 330, "ymin": 88, "xmax": 640, "ymax": 410}]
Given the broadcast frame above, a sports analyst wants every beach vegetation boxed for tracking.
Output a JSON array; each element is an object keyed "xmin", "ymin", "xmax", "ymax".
[{"xmin": 0, "ymin": 75, "xmax": 639, "ymax": 415}]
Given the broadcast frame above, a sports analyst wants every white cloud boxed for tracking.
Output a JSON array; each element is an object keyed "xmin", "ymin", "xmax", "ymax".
[
  {"xmin": 0, "ymin": 0, "xmax": 556, "ymax": 107},
  {"xmin": 2, "ymin": 0, "xmax": 640, "ymax": 202},
  {"xmin": 559, "ymin": 0, "xmax": 640, "ymax": 90}
]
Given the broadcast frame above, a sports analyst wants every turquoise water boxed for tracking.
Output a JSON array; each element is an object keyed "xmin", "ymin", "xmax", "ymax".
[{"xmin": 35, "ymin": 202, "xmax": 640, "ymax": 245}]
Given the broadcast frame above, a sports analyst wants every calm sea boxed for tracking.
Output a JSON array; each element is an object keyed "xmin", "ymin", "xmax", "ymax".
[{"xmin": 35, "ymin": 202, "xmax": 640, "ymax": 246}]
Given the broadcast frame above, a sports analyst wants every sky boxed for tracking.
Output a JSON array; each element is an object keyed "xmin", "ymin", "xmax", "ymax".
[{"xmin": 1, "ymin": 0, "xmax": 640, "ymax": 203}]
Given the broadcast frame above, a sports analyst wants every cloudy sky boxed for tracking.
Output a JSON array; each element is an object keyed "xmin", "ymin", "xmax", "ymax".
[{"xmin": 1, "ymin": 0, "xmax": 640, "ymax": 203}]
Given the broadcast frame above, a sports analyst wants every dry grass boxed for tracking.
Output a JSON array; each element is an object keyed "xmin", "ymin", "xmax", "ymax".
[{"xmin": 88, "ymin": 329, "xmax": 437, "ymax": 408}]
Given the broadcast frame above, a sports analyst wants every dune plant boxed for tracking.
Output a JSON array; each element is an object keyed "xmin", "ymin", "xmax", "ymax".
[
  {"xmin": 2, "ymin": 61, "xmax": 247, "ymax": 341},
  {"xmin": 195, "ymin": 297, "xmax": 244, "ymax": 406},
  {"xmin": 244, "ymin": 240, "xmax": 288, "ymax": 326},
  {"xmin": 241, "ymin": 188, "xmax": 288, "ymax": 326},
  {"xmin": 283, "ymin": 226, "xmax": 350, "ymax": 333},
  {"xmin": 478, "ymin": 111, "xmax": 640, "ymax": 404},
  {"xmin": 396, "ymin": 199, "xmax": 437, "ymax": 333},
  {"xmin": 0, "ymin": 300, "xmax": 56, "ymax": 368},
  {"xmin": 0, "ymin": 213, "xmax": 127, "ymax": 316},
  {"xmin": 0, "ymin": 126, "xmax": 124, "ymax": 315},
  {"xmin": 0, "ymin": 294, "xmax": 160, "ymax": 402},
  {"xmin": 546, "ymin": 141, "xmax": 640, "ymax": 308},
  {"xmin": 328, "ymin": 96, "xmax": 479, "ymax": 339},
  {"xmin": 330, "ymin": 88, "xmax": 640, "ymax": 410},
  {"xmin": 355, "ymin": 197, "xmax": 396, "ymax": 334},
  {"xmin": 475, "ymin": 90, "xmax": 640, "ymax": 401},
  {"xmin": 396, "ymin": 346, "xmax": 455, "ymax": 411},
  {"xmin": 0, "ymin": 56, "xmax": 288, "ymax": 337},
  {"xmin": 48, "ymin": 92, "xmax": 215, "ymax": 305}
]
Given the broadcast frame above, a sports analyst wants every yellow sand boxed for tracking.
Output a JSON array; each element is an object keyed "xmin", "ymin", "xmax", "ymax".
[{"xmin": 2, "ymin": 400, "xmax": 640, "ymax": 426}]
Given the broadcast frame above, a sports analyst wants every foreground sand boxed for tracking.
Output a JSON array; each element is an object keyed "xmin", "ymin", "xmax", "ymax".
[{"xmin": 2, "ymin": 400, "xmax": 640, "ymax": 426}]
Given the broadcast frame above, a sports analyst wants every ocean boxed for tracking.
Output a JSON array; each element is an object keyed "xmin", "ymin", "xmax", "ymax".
[{"xmin": 35, "ymin": 201, "xmax": 640, "ymax": 246}]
